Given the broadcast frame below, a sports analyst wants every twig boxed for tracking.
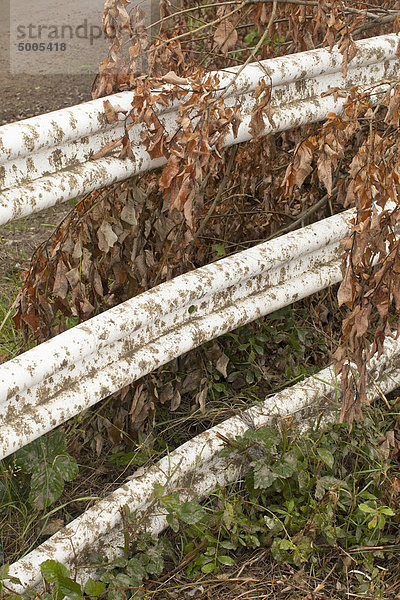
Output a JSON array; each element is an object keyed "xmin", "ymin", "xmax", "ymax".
[
  {"xmin": 372, "ymin": 380, "xmax": 392, "ymax": 410},
  {"xmin": 157, "ymin": 539, "xmax": 209, "ymax": 582},
  {"xmin": 190, "ymin": 145, "xmax": 238, "ymax": 247},
  {"xmin": 264, "ymin": 189, "xmax": 337, "ymax": 242},
  {"xmin": 354, "ymin": 13, "xmax": 400, "ymax": 35},
  {"xmin": 313, "ymin": 561, "xmax": 338, "ymax": 594},
  {"xmin": 236, "ymin": 550, "xmax": 268, "ymax": 577},
  {"xmin": 219, "ymin": 0, "xmax": 278, "ymax": 101},
  {"xmin": 153, "ymin": 2, "xmax": 247, "ymax": 48},
  {"xmin": 348, "ymin": 544, "xmax": 400, "ymax": 552},
  {"xmin": 392, "ymin": 394, "xmax": 400, "ymax": 408},
  {"xmin": 242, "ymin": 0, "xmax": 388, "ymax": 19},
  {"xmin": 147, "ymin": 1, "xmax": 241, "ymax": 30},
  {"xmin": 151, "ymin": 0, "xmax": 386, "ymax": 25},
  {"xmin": 149, "ymin": 576, "xmax": 260, "ymax": 597}
]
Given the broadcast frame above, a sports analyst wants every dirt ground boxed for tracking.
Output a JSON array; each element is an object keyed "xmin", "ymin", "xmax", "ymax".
[
  {"xmin": 0, "ymin": 0, "xmax": 97, "ymax": 290},
  {"xmin": 0, "ymin": 70, "xmax": 94, "ymax": 297},
  {"xmin": 0, "ymin": 74, "xmax": 93, "ymax": 299},
  {"xmin": 0, "ymin": 0, "xmax": 95, "ymax": 123},
  {"xmin": 0, "ymin": 72, "xmax": 93, "ymax": 125}
]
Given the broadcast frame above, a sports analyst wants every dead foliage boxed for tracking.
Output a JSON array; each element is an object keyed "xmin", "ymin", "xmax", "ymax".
[{"xmin": 13, "ymin": 0, "xmax": 400, "ymax": 433}]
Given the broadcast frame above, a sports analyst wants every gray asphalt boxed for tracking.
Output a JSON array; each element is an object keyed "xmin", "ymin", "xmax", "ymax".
[{"xmin": 3, "ymin": 0, "xmax": 106, "ymax": 76}]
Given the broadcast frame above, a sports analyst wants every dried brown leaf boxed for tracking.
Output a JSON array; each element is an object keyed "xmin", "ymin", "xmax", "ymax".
[
  {"xmin": 161, "ymin": 71, "xmax": 189, "ymax": 86},
  {"xmin": 159, "ymin": 160, "xmax": 180, "ymax": 192},
  {"xmin": 195, "ymin": 386, "xmax": 208, "ymax": 414},
  {"xmin": 170, "ymin": 389, "xmax": 181, "ymax": 412},
  {"xmin": 317, "ymin": 152, "xmax": 332, "ymax": 196},
  {"xmin": 213, "ymin": 19, "xmax": 238, "ymax": 55},
  {"xmin": 103, "ymin": 99, "xmax": 122, "ymax": 123},
  {"xmin": 66, "ymin": 267, "xmax": 80, "ymax": 289},
  {"xmin": 216, "ymin": 352, "xmax": 229, "ymax": 378},
  {"xmin": 337, "ymin": 263, "xmax": 354, "ymax": 307},
  {"xmin": 53, "ymin": 260, "xmax": 69, "ymax": 299},
  {"xmin": 159, "ymin": 382, "xmax": 174, "ymax": 405},
  {"xmin": 97, "ymin": 221, "xmax": 118, "ymax": 252}
]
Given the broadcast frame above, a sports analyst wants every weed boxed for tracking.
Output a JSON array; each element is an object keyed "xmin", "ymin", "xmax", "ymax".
[
  {"xmin": 0, "ymin": 431, "xmax": 79, "ymax": 565},
  {"xmin": 2, "ymin": 220, "xmax": 29, "ymax": 234},
  {"xmin": 13, "ymin": 431, "xmax": 79, "ymax": 511},
  {"xmin": 0, "ymin": 295, "xmax": 27, "ymax": 361},
  {"xmin": 244, "ymin": 28, "xmax": 285, "ymax": 51},
  {"xmin": 108, "ymin": 430, "xmax": 167, "ymax": 469},
  {"xmin": 2, "ymin": 401, "xmax": 399, "ymax": 599},
  {"xmin": 205, "ymin": 306, "xmax": 328, "ymax": 406},
  {"xmin": 211, "ymin": 243, "xmax": 226, "ymax": 258},
  {"xmin": 142, "ymin": 403, "xmax": 399, "ymax": 587}
]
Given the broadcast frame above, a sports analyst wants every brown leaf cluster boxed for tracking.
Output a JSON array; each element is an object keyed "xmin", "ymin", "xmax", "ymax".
[
  {"xmin": 323, "ymin": 1, "xmax": 359, "ymax": 76},
  {"xmin": 280, "ymin": 81, "xmax": 400, "ymax": 423}
]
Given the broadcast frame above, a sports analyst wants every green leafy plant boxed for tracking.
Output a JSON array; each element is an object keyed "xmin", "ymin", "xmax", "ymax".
[
  {"xmin": 358, "ymin": 501, "xmax": 396, "ymax": 531},
  {"xmin": 212, "ymin": 243, "xmax": 226, "ymax": 258},
  {"xmin": 40, "ymin": 560, "xmax": 83, "ymax": 600},
  {"xmin": 97, "ymin": 533, "xmax": 172, "ymax": 600},
  {"xmin": 205, "ymin": 307, "xmax": 328, "ymax": 407},
  {"xmin": 244, "ymin": 28, "xmax": 285, "ymax": 51},
  {"xmin": 2, "ymin": 405, "xmax": 399, "ymax": 599},
  {"xmin": 0, "ymin": 564, "xmax": 22, "ymax": 599},
  {"xmin": 1, "ymin": 430, "xmax": 80, "ymax": 566},
  {"xmin": 233, "ymin": 417, "xmax": 399, "ymax": 573},
  {"xmin": 12, "ymin": 430, "xmax": 78, "ymax": 511}
]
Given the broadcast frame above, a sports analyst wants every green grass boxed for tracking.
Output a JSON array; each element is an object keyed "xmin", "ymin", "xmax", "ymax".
[{"xmin": 0, "ymin": 291, "xmax": 27, "ymax": 363}]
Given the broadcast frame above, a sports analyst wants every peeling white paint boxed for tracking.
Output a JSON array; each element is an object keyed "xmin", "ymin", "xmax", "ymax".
[{"xmin": 0, "ymin": 34, "xmax": 399, "ymax": 224}]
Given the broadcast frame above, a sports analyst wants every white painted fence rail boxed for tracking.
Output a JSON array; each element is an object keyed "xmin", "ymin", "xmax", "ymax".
[
  {"xmin": 1, "ymin": 33, "xmax": 400, "ymax": 459},
  {"xmin": 2, "ymin": 33, "xmax": 400, "ymax": 594},
  {"xmin": 1, "ymin": 207, "xmax": 348, "ymax": 460},
  {"xmin": 4, "ymin": 204, "xmax": 400, "ymax": 594},
  {"xmin": 0, "ymin": 33, "xmax": 399, "ymax": 225}
]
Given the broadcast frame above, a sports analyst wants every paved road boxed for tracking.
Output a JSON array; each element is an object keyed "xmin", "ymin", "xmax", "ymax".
[
  {"xmin": 0, "ymin": 1, "xmax": 159, "ymax": 123},
  {"xmin": 0, "ymin": 0, "xmax": 97, "ymax": 122},
  {"xmin": 2, "ymin": 0, "xmax": 106, "ymax": 76},
  {"xmin": 1, "ymin": 0, "xmax": 158, "ymax": 76}
]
